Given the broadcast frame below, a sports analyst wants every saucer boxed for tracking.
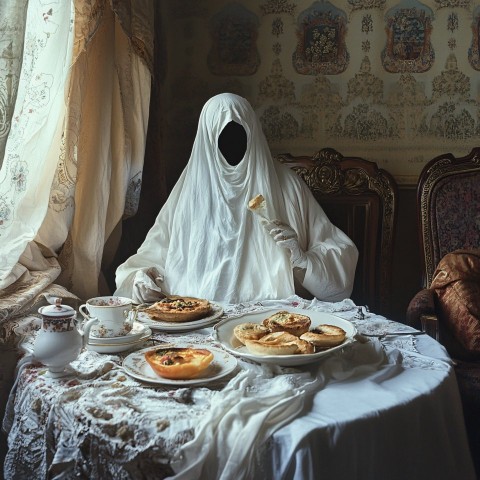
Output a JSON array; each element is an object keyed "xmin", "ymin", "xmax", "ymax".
[
  {"xmin": 89, "ymin": 321, "xmax": 148, "ymax": 344},
  {"xmin": 86, "ymin": 328, "xmax": 152, "ymax": 354}
]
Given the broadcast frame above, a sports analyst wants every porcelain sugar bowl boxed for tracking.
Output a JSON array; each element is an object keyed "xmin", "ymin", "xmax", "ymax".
[{"xmin": 34, "ymin": 298, "xmax": 98, "ymax": 378}]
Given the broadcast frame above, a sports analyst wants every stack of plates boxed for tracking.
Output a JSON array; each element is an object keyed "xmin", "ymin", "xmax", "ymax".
[{"xmin": 86, "ymin": 321, "xmax": 152, "ymax": 354}]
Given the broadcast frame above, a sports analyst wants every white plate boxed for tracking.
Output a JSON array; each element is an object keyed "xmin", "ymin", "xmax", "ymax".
[
  {"xmin": 122, "ymin": 343, "xmax": 237, "ymax": 385},
  {"xmin": 89, "ymin": 321, "xmax": 148, "ymax": 344},
  {"xmin": 86, "ymin": 329, "xmax": 152, "ymax": 354},
  {"xmin": 213, "ymin": 307, "xmax": 357, "ymax": 366},
  {"xmin": 136, "ymin": 302, "xmax": 224, "ymax": 332}
]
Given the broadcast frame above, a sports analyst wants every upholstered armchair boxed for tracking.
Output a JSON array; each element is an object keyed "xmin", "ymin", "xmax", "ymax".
[{"xmin": 406, "ymin": 148, "xmax": 480, "ymax": 476}]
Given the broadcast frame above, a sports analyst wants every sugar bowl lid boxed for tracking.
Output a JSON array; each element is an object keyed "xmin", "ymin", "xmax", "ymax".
[{"xmin": 39, "ymin": 297, "xmax": 76, "ymax": 317}]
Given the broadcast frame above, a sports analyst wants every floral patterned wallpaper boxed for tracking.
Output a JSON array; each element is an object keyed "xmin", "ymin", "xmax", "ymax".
[{"xmin": 160, "ymin": 0, "xmax": 480, "ymax": 185}]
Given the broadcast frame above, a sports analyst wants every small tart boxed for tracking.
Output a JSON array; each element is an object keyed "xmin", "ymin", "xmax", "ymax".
[
  {"xmin": 233, "ymin": 322, "xmax": 269, "ymax": 345},
  {"xmin": 144, "ymin": 295, "xmax": 212, "ymax": 323},
  {"xmin": 244, "ymin": 331, "xmax": 299, "ymax": 356},
  {"xmin": 145, "ymin": 347, "xmax": 214, "ymax": 379},
  {"xmin": 262, "ymin": 311, "xmax": 311, "ymax": 337},
  {"xmin": 300, "ymin": 324, "xmax": 346, "ymax": 348}
]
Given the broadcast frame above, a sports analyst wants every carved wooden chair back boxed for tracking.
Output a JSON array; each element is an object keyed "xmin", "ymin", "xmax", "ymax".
[
  {"xmin": 417, "ymin": 148, "xmax": 480, "ymax": 288},
  {"xmin": 276, "ymin": 148, "xmax": 398, "ymax": 316}
]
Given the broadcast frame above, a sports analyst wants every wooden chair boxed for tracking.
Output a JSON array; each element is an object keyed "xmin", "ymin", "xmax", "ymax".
[
  {"xmin": 406, "ymin": 148, "xmax": 480, "ymax": 477},
  {"xmin": 275, "ymin": 147, "xmax": 398, "ymax": 316}
]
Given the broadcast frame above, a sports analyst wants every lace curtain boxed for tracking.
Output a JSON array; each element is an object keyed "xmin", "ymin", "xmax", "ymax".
[{"xmin": 0, "ymin": 0, "xmax": 153, "ymax": 305}]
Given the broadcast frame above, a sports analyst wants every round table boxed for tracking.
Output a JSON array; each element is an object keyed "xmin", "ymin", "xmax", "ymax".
[{"xmin": 2, "ymin": 296, "xmax": 476, "ymax": 480}]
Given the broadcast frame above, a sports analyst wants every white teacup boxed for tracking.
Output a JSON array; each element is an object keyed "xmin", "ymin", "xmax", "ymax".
[{"xmin": 79, "ymin": 296, "xmax": 134, "ymax": 338}]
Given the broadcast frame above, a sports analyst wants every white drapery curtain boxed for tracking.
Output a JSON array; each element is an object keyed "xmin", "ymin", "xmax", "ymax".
[{"xmin": 0, "ymin": 0, "xmax": 153, "ymax": 307}]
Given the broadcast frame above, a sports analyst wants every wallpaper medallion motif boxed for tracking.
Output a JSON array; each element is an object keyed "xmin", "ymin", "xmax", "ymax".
[
  {"xmin": 433, "ymin": 0, "xmax": 470, "ymax": 8},
  {"xmin": 208, "ymin": 4, "xmax": 260, "ymax": 76},
  {"xmin": 260, "ymin": 0, "xmax": 297, "ymax": 16},
  {"xmin": 258, "ymin": 59, "xmax": 296, "ymax": 103},
  {"xmin": 348, "ymin": 0, "xmax": 386, "ymax": 10},
  {"xmin": 298, "ymin": 75, "xmax": 344, "ymax": 138},
  {"xmin": 381, "ymin": 0, "xmax": 434, "ymax": 73},
  {"xmin": 428, "ymin": 54, "xmax": 475, "ymax": 139},
  {"xmin": 163, "ymin": 0, "xmax": 480, "ymax": 184},
  {"xmin": 293, "ymin": 1, "xmax": 349, "ymax": 75},
  {"xmin": 260, "ymin": 106, "xmax": 299, "ymax": 141}
]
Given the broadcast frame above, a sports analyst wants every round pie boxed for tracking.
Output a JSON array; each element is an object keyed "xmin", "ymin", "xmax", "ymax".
[
  {"xmin": 262, "ymin": 311, "xmax": 311, "ymax": 337},
  {"xmin": 145, "ymin": 347, "xmax": 214, "ymax": 379},
  {"xmin": 300, "ymin": 325, "xmax": 346, "ymax": 348},
  {"xmin": 233, "ymin": 322, "xmax": 269, "ymax": 344},
  {"xmin": 143, "ymin": 296, "xmax": 212, "ymax": 323}
]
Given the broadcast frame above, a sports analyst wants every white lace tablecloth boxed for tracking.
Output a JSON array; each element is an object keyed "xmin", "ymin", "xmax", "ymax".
[{"xmin": 2, "ymin": 296, "xmax": 476, "ymax": 480}]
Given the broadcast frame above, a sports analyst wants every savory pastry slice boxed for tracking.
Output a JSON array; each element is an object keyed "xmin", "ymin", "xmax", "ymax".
[
  {"xmin": 145, "ymin": 347, "xmax": 214, "ymax": 379},
  {"xmin": 300, "ymin": 324, "xmax": 346, "ymax": 348},
  {"xmin": 248, "ymin": 194, "xmax": 265, "ymax": 211},
  {"xmin": 247, "ymin": 194, "xmax": 269, "ymax": 220},
  {"xmin": 143, "ymin": 295, "xmax": 212, "ymax": 322},
  {"xmin": 233, "ymin": 322, "xmax": 270, "ymax": 345},
  {"xmin": 262, "ymin": 311, "xmax": 311, "ymax": 337}
]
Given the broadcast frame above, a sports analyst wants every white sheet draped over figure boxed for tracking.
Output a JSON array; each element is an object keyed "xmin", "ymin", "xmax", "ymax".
[{"xmin": 115, "ymin": 93, "xmax": 358, "ymax": 304}]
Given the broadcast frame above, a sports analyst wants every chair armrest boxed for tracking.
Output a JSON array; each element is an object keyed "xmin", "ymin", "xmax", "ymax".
[
  {"xmin": 406, "ymin": 288, "xmax": 436, "ymax": 328},
  {"xmin": 406, "ymin": 288, "xmax": 439, "ymax": 340}
]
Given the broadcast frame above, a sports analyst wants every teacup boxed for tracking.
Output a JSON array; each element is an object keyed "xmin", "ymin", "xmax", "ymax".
[{"xmin": 79, "ymin": 296, "xmax": 134, "ymax": 338}]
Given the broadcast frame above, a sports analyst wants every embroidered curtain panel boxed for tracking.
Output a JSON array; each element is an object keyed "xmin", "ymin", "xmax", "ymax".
[{"xmin": 0, "ymin": 0, "xmax": 153, "ymax": 302}]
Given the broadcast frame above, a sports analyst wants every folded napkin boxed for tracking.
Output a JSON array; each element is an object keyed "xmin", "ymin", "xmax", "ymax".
[
  {"xmin": 318, "ymin": 337, "xmax": 387, "ymax": 381},
  {"xmin": 169, "ymin": 339, "xmax": 387, "ymax": 480},
  {"xmin": 168, "ymin": 361, "xmax": 321, "ymax": 480}
]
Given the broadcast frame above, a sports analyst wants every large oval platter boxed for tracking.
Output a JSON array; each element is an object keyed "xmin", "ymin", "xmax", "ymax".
[{"xmin": 213, "ymin": 307, "xmax": 357, "ymax": 367}]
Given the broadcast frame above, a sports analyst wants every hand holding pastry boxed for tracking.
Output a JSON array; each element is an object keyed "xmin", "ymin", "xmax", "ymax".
[{"xmin": 261, "ymin": 220, "xmax": 308, "ymax": 269}]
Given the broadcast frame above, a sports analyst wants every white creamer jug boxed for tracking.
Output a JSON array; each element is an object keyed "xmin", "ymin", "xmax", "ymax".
[{"xmin": 35, "ymin": 298, "xmax": 98, "ymax": 378}]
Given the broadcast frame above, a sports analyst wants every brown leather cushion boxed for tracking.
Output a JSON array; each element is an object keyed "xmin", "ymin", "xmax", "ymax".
[{"xmin": 431, "ymin": 249, "xmax": 480, "ymax": 358}]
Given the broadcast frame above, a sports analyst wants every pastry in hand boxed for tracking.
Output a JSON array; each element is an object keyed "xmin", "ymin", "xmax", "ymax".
[
  {"xmin": 262, "ymin": 311, "xmax": 311, "ymax": 337},
  {"xmin": 248, "ymin": 194, "xmax": 265, "ymax": 211},
  {"xmin": 145, "ymin": 347, "xmax": 214, "ymax": 379},
  {"xmin": 247, "ymin": 194, "xmax": 269, "ymax": 220}
]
